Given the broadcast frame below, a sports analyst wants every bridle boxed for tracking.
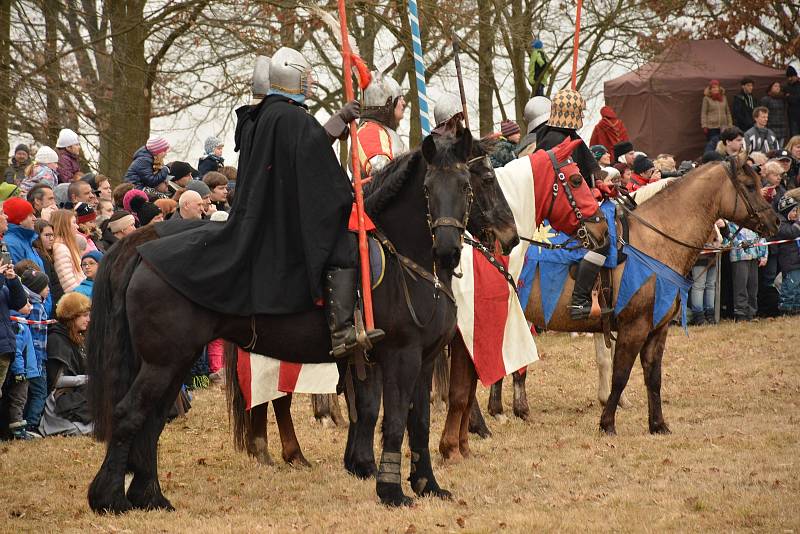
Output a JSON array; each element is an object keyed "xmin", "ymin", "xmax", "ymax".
[
  {"xmin": 618, "ymin": 157, "xmax": 772, "ymax": 251},
  {"xmin": 424, "ymin": 161, "xmax": 474, "ymax": 237}
]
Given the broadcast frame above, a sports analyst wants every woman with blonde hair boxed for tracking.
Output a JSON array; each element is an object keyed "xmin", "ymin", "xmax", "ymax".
[
  {"xmin": 50, "ymin": 209, "xmax": 86, "ymax": 292},
  {"xmin": 785, "ymin": 135, "xmax": 800, "ymax": 189}
]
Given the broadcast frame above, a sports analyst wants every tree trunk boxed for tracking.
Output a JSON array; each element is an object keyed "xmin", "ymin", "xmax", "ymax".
[
  {"xmin": 42, "ymin": 0, "xmax": 61, "ymax": 145},
  {"xmin": 477, "ymin": 0, "xmax": 494, "ymax": 136},
  {"xmin": 107, "ymin": 0, "xmax": 150, "ymax": 179},
  {"xmin": 0, "ymin": 0, "xmax": 10, "ymax": 162}
]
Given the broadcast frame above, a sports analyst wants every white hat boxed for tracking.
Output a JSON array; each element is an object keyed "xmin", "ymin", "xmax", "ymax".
[
  {"xmin": 210, "ymin": 210, "xmax": 229, "ymax": 222},
  {"xmin": 602, "ymin": 166, "xmax": 621, "ymax": 180},
  {"xmin": 34, "ymin": 146, "xmax": 58, "ymax": 164},
  {"xmin": 55, "ymin": 128, "xmax": 80, "ymax": 148}
]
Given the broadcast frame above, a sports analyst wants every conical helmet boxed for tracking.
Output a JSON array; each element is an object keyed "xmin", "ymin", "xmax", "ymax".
[{"xmin": 547, "ymin": 88, "xmax": 586, "ymax": 130}]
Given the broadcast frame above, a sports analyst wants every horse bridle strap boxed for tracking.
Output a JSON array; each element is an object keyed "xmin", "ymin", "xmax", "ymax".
[
  {"xmin": 464, "ymin": 236, "xmax": 517, "ymax": 292},
  {"xmin": 545, "ymin": 149, "xmax": 601, "ymax": 249},
  {"xmin": 430, "ymin": 217, "xmax": 465, "ymax": 230}
]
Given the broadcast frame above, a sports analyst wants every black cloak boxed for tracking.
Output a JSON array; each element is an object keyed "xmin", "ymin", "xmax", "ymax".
[
  {"xmin": 536, "ymin": 125, "xmax": 600, "ymax": 186},
  {"xmin": 138, "ymin": 96, "xmax": 354, "ymax": 315}
]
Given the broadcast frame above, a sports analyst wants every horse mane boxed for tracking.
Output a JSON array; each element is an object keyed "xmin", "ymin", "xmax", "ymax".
[{"xmin": 363, "ymin": 149, "xmax": 421, "ymax": 217}]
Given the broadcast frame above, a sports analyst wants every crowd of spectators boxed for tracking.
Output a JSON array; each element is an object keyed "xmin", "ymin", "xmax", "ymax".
[{"xmin": 0, "ymin": 130, "xmax": 233, "ymax": 439}]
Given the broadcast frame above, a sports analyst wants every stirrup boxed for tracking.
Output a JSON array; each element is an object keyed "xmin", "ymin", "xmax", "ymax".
[{"xmin": 568, "ymin": 303, "xmax": 592, "ymax": 321}]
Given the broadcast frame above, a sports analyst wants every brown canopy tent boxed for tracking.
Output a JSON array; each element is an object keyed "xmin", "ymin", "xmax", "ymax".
[{"xmin": 603, "ymin": 39, "xmax": 784, "ymax": 163}]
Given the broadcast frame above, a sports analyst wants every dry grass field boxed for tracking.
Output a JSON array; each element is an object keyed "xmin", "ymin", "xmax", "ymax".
[{"xmin": 1, "ymin": 317, "xmax": 798, "ymax": 533}]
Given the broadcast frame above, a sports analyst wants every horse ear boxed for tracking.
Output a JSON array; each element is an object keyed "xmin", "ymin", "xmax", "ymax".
[
  {"xmin": 422, "ymin": 134, "xmax": 437, "ymax": 164},
  {"xmin": 456, "ymin": 128, "xmax": 473, "ymax": 160}
]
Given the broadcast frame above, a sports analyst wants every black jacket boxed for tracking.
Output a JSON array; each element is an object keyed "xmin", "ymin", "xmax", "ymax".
[
  {"xmin": 775, "ymin": 217, "xmax": 800, "ymax": 274},
  {"xmin": 535, "ymin": 125, "xmax": 600, "ymax": 186},
  {"xmin": 139, "ymin": 96, "xmax": 354, "ymax": 315},
  {"xmin": 197, "ymin": 154, "xmax": 224, "ymax": 178},
  {"xmin": 0, "ymin": 270, "xmax": 27, "ymax": 355},
  {"xmin": 785, "ymin": 80, "xmax": 800, "ymax": 120},
  {"xmin": 732, "ymin": 91, "xmax": 755, "ymax": 131}
]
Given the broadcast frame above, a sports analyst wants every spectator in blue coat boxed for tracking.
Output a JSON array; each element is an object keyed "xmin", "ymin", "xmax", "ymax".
[
  {"xmin": 17, "ymin": 265, "xmax": 50, "ymax": 434},
  {"xmin": 0, "ymin": 245, "xmax": 29, "ymax": 405},
  {"xmin": 5, "ymin": 300, "xmax": 37, "ymax": 439},
  {"xmin": 75, "ymin": 250, "xmax": 101, "ymax": 299},
  {"xmin": 2, "ymin": 197, "xmax": 53, "ymax": 315},
  {"xmin": 123, "ymin": 136, "xmax": 171, "ymax": 189}
]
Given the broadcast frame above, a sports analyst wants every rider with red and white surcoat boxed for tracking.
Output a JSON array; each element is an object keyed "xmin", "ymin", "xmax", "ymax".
[{"xmin": 356, "ymin": 70, "xmax": 408, "ymax": 177}]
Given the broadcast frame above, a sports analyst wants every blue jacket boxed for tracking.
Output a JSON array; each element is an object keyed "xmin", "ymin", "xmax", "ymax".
[
  {"xmin": 4, "ymin": 223, "xmax": 53, "ymax": 314},
  {"xmin": 75, "ymin": 278, "xmax": 93, "ymax": 299},
  {"xmin": 0, "ymin": 274, "xmax": 28, "ymax": 355},
  {"xmin": 9, "ymin": 318, "xmax": 38, "ymax": 379},
  {"xmin": 198, "ymin": 154, "xmax": 224, "ymax": 177},
  {"xmin": 124, "ymin": 147, "xmax": 170, "ymax": 189}
]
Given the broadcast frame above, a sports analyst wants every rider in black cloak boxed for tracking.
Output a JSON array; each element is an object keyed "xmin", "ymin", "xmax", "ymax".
[{"xmin": 138, "ymin": 47, "xmax": 384, "ymax": 357}]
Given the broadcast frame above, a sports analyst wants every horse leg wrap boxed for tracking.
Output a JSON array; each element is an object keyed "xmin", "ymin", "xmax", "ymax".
[
  {"xmin": 409, "ymin": 451, "xmax": 430, "ymax": 495},
  {"xmin": 377, "ymin": 452, "xmax": 402, "ymax": 485}
]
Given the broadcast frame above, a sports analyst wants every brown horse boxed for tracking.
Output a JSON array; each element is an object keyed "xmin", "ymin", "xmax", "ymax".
[{"xmin": 440, "ymin": 160, "xmax": 778, "ymax": 461}]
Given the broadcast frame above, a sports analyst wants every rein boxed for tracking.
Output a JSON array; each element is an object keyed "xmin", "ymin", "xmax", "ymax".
[
  {"xmin": 464, "ymin": 236, "xmax": 518, "ymax": 291},
  {"xmin": 617, "ymin": 157, "xmax": 771, "ymax": 252}
]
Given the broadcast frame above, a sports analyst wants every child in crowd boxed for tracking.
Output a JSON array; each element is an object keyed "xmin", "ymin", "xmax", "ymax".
[
  {"xmin": 725, "ymin": 221, "xmax": 769, "ymax": 321},
  {"xmin": 775, "ymin": 192, "xmax": 800, "ymax": 314},
  {"xmin": 75, "ymin": 250, "xmax": 102, "ymax": 299},
  {"xmin": 5, "ymin": 299, "xmax": 36, "ymax": 439}
]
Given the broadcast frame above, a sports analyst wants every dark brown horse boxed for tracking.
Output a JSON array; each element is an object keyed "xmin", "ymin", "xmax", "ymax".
[
  {"xmin": 86, "ymin": 131, "xmax": 486, "ymax": 513},
  {"xmin": 440, "ymin": 160, "xmax": 779, "ymax": 461}
]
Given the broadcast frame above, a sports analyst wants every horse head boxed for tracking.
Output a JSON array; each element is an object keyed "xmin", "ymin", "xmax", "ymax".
[
  {"xmin": 421, "ymin": 130, "xmax": 474, "ymax": 271},
  {"xmin": 465, "ymin": 138, "xmax": 520, "ymax": 255},
  {"xmin": 533, "ymin": 137, "xmax": 608, "ymax": 250},
  {"xmin": 718, "ymin": 159, "xmax": 779, "ymax": 236}
]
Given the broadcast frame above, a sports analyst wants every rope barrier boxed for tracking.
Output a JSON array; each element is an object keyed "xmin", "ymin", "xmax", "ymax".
[{"xmin": 698, "ymin": 236, "xmax": 800, "ymax": 255}]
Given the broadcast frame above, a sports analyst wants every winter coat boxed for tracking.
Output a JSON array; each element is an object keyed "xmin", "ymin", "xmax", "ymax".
[
  {"xmin": 57, "ymin": 149, "xmax": 80, "ymax": 183},
  {"xmin": 590, "ymin": 106, "xmax": 629, "ymax": 156},
  {"xmin": 760, "ymin": 94, "xmax": 788, "ymax": 143},
  {"xmin": 124, "ymin": 147, "xmax": 170, "ymax": 189},
  {"xmin": 53, "ymin": 241, "xmax": 85, "ymax": 292},
  {"xmin": 490, "ymin": 138, "xmax": 518, "ymax": 168},
  {"xmin": 44, "ymin": 322, "xmax": 90, "ymax": 425},
  {"xmin": 74, "ymin": 278, "xmax": 93, "ymax": 299},
  {"xmin": 9, "ymin": 319, "xmax": 38, "ymax": 379},
  {"xmin": 725, "ymin": 222, "xmax": 768, "ymax": 262},
  {"xmin": 775, "ymin": 217, "xmax": 800, "ymax": 274},
  {"xmin": 785, "ymin": 80, "xmax": 800, "ymax": 121},
  {"xmin": 701, "ymin": 87, "xmax": 733, "ymax": 130},
  {"xmin": 19, "ymin": 164, "xmax": 58, "ymax": 195},
  {"xmin": 743, "ymin": 126, "xmax": 780, "ymax": 154},
  {"xmin": 197, "ymin": 154, "xmax": 224, "ymax": 177},
  {"xmin": 0, "ymin": 271, "xmax": 28, "ymax": 355},
  {"xmin": 21, "ymin": 289, "xmax": 47, "ymax": 369},
  {"xmin": 732, "ymin": 91, "xmax": 755, "ymax": 131},
  {"xmin": 5, "ymin": 223, "xmax": 54, "ymax": 314},
  {"xmin": 4, "ymin": 158, "xmax": 30, "ymax": 185}
]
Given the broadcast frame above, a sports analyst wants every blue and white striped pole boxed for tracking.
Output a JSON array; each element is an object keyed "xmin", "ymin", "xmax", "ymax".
[{"xmin": 406, "ymin": 0, "xmax": 431, "ymax": 136}]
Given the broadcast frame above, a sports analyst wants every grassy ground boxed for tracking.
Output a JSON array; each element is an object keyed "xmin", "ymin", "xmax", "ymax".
[{"xmin": 0, "ymin": 317, "xmax": 798, "ymax": 533}]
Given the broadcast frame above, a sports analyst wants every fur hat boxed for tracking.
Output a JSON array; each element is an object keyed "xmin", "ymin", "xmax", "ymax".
[
  {"xmin": 35, "ymin": 146, "xmax": 58, "ymax": 165},
  {"xmin": 547, "ymin": 88, "xmax": 586, "ymax": 130},
  {"xmin": 204, "ymin": 136, "xmax": 223, "ymax": 155},
  {"xmin": 3, "ymin": 197, "xmax": 34, "ymax": 225},
  {"xmin": 21, "ymin": 267, "xmax": 49, "ymax": 294},
  {"xmin": 632, "ymin": 154, "xmax": 655, "ymax": 174},
  {"xmin": 613, "ymin": 141, "xmax": 634, "ymax": 161},
  {"xmin": 56, "ymin": 291, "xmax": 91, "ymax": 321},
  {"xmin": 129, "ymin": 195, "xmax": 161, "ymax": 226},
  {"xmin": 56, "ymin": 128, "xmax": 79, "ymax": 149}
]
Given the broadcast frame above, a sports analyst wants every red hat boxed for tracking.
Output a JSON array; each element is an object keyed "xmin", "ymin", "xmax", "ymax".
[
  {"xmin": 3, "ymin": 197, "xmax": 34, "ymax": 225},
  {"xmin": 709, "ymin": 79, "xmax": 720, "ymax": 86},
  {"xmin": 500, "ymin": 119, "xmax": 521, "ymax": 138}
]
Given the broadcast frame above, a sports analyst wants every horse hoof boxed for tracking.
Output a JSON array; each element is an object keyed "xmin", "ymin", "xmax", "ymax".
[
  {"xmin": 318, "ymin": 415, "xmax": 335, "ymax": 429},
  {"xmin": 650, "ymin": 422, "xmax": 671, "ymax": 435},
  {"xmin": 88, "ymin": 493, "xmax": 135, "ymax": 515},
  {"xmin": 441, "ymin": 449, "xmax": 463, "ymax": 464},
  {"xmin": 285, "ymin": 453, "xmax": 312, "ymax": 469},
  {"xmin": 513, "ymin": 409, "xmax": 530, "ymax": 422},
  {"xmin": 459, "ymin": 446, "xmax": 472, "ymax": 459},
  {"xmin": 599, "ymin": 423, "xmax": 616, "ymax": 436},
  {"xmin": 492, "ymin": 413, "xmax": 508, "ymax": 424},
  {"xmin": 253, "ymin": 451, "xmax": 274, "ymax": 466},
  {"xmin": 347, "ymin": 461, "xmax": 377, "ymax": 480},
  {"xmin": 129, "ymin": 492, "xmax": 175, "ymax": 512},
  {"xmin": 380, "ymin": 492, "xmax": 414, "ymax": 507},
  {"xmin": 417, "ymin": 485, "xmax": 453, "ymax": 501}
]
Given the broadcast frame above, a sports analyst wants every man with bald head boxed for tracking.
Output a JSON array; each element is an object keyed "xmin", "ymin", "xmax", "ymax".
[{"xmin": 178, "ymin": 190, "xmax": 203, "ymax": 220}]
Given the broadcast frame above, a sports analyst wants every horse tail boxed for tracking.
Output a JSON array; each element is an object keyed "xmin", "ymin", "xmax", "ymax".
[
  {"xmin": 87, "ymin": 243, "xmax": 141, "ymax": 443},
  {"xmin": 432, "ymin": 347, "xmax": 450, "ymax": 406},
  {"xmin": 224, "ymin": 341, "xmax": 249, "ymax": 452}
]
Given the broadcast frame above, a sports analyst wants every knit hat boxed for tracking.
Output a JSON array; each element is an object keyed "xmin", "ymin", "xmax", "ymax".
[
  {"xmin": 74, "ymin": 202, "xmax": 96, "ymax": 224},
  {"xmin": 632, "ymin": 154, "xmax": 655, "ymax": 174},
  {"xmin": 210, "ymin": 210, "xmax": 229, "ymax": 222},
  {"xmin": 14, "ymin": 144, "xmax": 30, "ymax": 156},
  {"xmin": 185, "ymin": 180, "xmax": 211, "ymax": 197},
  {"xmin": 590, "ymin": 144, "xmax": 608, "ymax": 160},
  {"xmin": 787, "ymin": 66, "xmax": 798, "ymax": 78},
  {"xmin": 145, "ymin": 136, "xmax": 170, "ymax": 155},
  {"xmin": 602, "ymin": 166, "xmax": 621, "ymax": 181},
  {"xmin": 204, "ymin": 136, "xmax": 223, "ymax": 155},
  {"xmin": 532, "ymin": 39, "xmax": 543, "ymax": 49},
  {"xmin": 613, "ymin": 140, "xmax": 634, "ymax": 161},
  {"xmin": 701, "ymin": 151, "xmax": 724, "ymax": 163},
  {"xmin": 108, "ymin": 211, "xmax": 135, "ymax": 234},
  {"xmin": 500, "ymin": 120, "xmax": 520, "ymax": 138},
  {"xmin": 547, "ymin": 88, "xmax": 586, "ymax": 130},
  {"xmin": 55, "ymin": 291, "xmax": 91, "ymax": 321},
  {"xmin": 169, "ymin": 161, "xmax": 197, "ymax": 180},
  {"xmin": 55, "ymin": 128, "xmax": 79, "ymax": 148},
  {"xmin": 3, "ymin": 197, "xmax": 34, "ymax": 225},
  {"xmin": 35, "ymin": 146, "xmax": 58, "ymax": 165},
  {"xmin": 129, "ymin": 195, "xmax": 162, "ymax": 226},
  {"xmin": 81, "ymin": 250, "xmax": 103, "ymax": 264},
  {"xmin": 123, "ymin": 189, "xmax": 149, "ymax": 215},
  {"xmin": 21, "ymin": 268, "xmax": 49, "ymax": 294}
]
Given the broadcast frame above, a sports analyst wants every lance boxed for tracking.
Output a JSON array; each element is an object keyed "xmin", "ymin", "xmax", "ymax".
[
  {"xmin": 406, "ymin": 0, "xmax": 431, "ymax": 136},
  {"xmin": 571, "ymin": 0, "xmax": 583, "ymax": 90},
  {"xmin": 451, "ymin": 32, "xmax": 470, "ymax": 131},
  {"xmin": 336, "ymin": 0, "xmax": 374, "ymax": 330}
]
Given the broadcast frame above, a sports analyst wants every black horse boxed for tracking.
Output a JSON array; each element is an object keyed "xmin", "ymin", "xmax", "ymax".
[{"xmin": 86, "ymin": 130, "xmax": 510, "ymax": 512}]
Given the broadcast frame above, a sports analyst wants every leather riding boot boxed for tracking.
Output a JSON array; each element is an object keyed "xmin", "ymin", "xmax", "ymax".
[
  {"xmin": 569, "ymin": 259, "xmax": 603, "ymax": 321},
  {"xmin": 324, "ymin": 268, "xmax": 385, "ymax": 358}
]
